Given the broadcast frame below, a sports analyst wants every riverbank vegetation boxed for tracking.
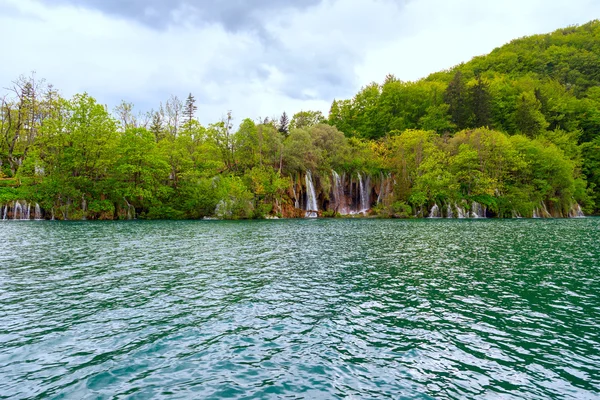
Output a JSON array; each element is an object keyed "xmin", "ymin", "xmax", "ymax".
[{"xmin": 1, "ymin": 21, "xmax": 599, "ymax": 219}]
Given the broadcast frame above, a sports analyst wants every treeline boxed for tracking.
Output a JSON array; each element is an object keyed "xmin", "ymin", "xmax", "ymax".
[
  {"xmin": 1, "ymin": 21, "xmax": 598, "ymax": 219},
  {"xmin": 329, "ymin": 20, "xmax": 600, "ymax": 211}
]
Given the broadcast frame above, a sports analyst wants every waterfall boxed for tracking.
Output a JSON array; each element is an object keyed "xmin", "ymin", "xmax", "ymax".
[
  {"xmin": 25, "ymin": 202, "xmax": 31, "ymax": 220},
  {"xmin": 292, "ymin": 185, "xmax": 300, "ymax": 209},
  {"xmin": 348, "ymin": 175, "xmax": 353, "ymax": 211},
  {"xmin": 569, "ymin": 203, "xmax": 585, "ymax": 218},
  {"xmin": 34, "ymin": 203, "xmax": 42, "ymax": 220},
  {"xmin": 471, "ymin": 202, "xmax": 486, "ymax": 218},
  {"xmin": 123, "ymin": 198, "xmax": 135, "ymax": 220},
  {"xmin": 332, "ymin": 171, "xmax": 348, "ymax": 214},
  {"xmin": 512, "ymin": 210, "xmax": 523, "ymax": 219},
  {"xmin": 533, "ymin": 208, "xmax": 540, "ymax": 218},
  {"xmin": 357, "ymin": 172, "xmax": 371, "ymax": 214},
  {"xmin": 376, "ymin": 172, "xmax": 393, "ymax": 206},
  {"xmin": 13, "ymin": 201, "xmax": 22, "ymax": 220},
  {"xmin": 305, "ymin": 171, "xmax": 318, "ymax": 218},
  {"xmin": 446, "ymin": 204, "xmax": 454, "ymax": 219},
  {"xmin": 82, "ymin": 196, "xmax": 87, "ymax": 220},
  {"xmin": 2, "ymin": 205, "xmax": 6, "ymax": 220},
  {"xmin": 429, "ymin": 203, "xmax": 441, "ymax": 218},
  {"xmin": 456, "ymin": 203, "xmax": 466, "ymax": 219},
  {"xmin": 377, "ymin": 172, "xmax": 384, "ymax": 205},
  {"xmin": 386, "ymin": 173, "xmax": 393, "ymax": 205},
  {"xmin": 540, "ymin": 202, "xmax": 551, "ymax": 218}
]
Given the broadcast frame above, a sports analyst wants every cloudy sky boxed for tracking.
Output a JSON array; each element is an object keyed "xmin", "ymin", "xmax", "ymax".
[{"xmin": 1, "ymin": 0, "xmax": 598, "ymax": 124}]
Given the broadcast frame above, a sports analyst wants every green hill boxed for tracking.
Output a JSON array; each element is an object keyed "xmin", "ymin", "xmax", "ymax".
[{"xmin": 328, "ymin": 20, "xmax": 600, "ymax": 211}]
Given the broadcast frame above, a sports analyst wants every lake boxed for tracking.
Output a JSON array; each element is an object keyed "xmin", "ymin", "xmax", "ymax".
[{"xmin": 1, "ymin": 219, "xmax": 599, "ymax": 399}]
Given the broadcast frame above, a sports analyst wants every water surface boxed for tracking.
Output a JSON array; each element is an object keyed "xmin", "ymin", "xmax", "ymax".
[{"xmin": 1, "ymin": 219, "xmax": 599, "ymax": 399}]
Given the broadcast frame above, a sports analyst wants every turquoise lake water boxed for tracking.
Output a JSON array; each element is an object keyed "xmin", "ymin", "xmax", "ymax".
[{"xmin": 0, "ymin": 219, "xmax": 599, "ymax": 399}]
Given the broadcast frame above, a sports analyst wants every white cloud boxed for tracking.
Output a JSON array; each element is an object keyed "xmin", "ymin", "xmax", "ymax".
[{"xmin": 0, "ymin": 0, "xmax": 598, "ymax": 126}]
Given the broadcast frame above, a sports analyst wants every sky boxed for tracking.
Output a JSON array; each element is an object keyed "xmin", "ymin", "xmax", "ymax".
[{"xmin": 0, "ymin": 0, "xmax": 599, "ymax": 124}]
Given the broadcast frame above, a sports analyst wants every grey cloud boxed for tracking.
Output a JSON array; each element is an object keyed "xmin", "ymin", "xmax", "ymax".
[
  {"xmin": 48, "ymin": 0, "xmax": 324, "ymax": 32},
  {"xmin": 0, "ymin": 2, "xmax": 43, "ymax": 21}
]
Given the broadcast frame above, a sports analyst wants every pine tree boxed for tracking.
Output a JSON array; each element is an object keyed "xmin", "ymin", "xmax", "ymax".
[
  {"xmin": 183, "ymin": 93, "xmax": 197, "ymax": 126},
  {"xmin": 469, "ymin": 76, "xmax": 492, "ymax": 128},
  {"xmin": 150, "ymin": 110, "xmax": 163, "ymax": 142},
  {"xmin": 278, "ymin": 111, "xmax": 290, "ymax": 135},
  {"xmin": 444, "ymin": 71, "xmax": 470, "ymax": 130}
]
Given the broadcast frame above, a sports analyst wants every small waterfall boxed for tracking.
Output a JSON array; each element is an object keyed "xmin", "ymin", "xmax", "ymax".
[
  {"xmin": 471, "ymin": 202, "xmax": 486, "ymax": 218},
  {"xmin": 446, "ymin": 204, "xmax": 454, "ymax": 219},
  {"xmin": 569, "ymin": 203, "xmax": 585, "ymax": 218},
  {"xmin": 2, "ymin": 205, "xmax": 7, "ymax": 220},
  {"xmin": 540, "ymin": 202, "xmax": 552, "ymax": 218},
  {"xmin": 13, "ymin": 201, "xmax": 22, "ymax": 220},
  {"xmin": 456, "ymin": 203, "xmax": 466, "ymax": 219},
  {"xmin": 82, "ymin": 195, "xmax": 87, "ymax": 220},
  {"xmin": 357, "ymin": 172, "xmax": 370, "ymax": 214},
  {"xmin": 377, "ymin": 172, "xmax": 384, "ymax": 205},
  {"xmin": 25, "ymin": 202, "xmax": 31, "ymax": 220},
  {"xmin": 34, "ymin": 203, "xmax": 42, "ymax": 220},
  {"xmin": 429, "ymin": 203, "xmax": 441, "ymax": 218},
  {"xmin": 51, "ymin": 208, "xmax": 55, "ymax": 220},
  {"xmin": 376, "ymin": 172, "xmax": 393, "ymax": 206},
  {"xmin": 532, "ymin": 208, "xmax": 540, "ymax": 218},
  {"xmin": 349, "ymin": 175, "xmax": 353, "ymax": 211},
  {"xmin": 512, "ymin": 210, "xmax": 523, "ymax": 219},
  {"xmin": 305, "ymin": 171, "xmax": 318, "ymax": 218},
  {"xmin": 292, "ymin": 185, "xmax": 300, "ymax": 209},
  {"xmin": 332, "ymin": 171, "xmax": 348, "ymax": 214},
  {"xmin": 123, "ymin": 198, "xmax": 135, "ymax": 220}
]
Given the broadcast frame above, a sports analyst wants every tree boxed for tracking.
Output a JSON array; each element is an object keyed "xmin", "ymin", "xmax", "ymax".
[
  {"xmin": 444, "ymin": 71, "xmax": 470, "ymax": 130},
  {"xmin": 469, "ymin": 76, "xmax": 492, "ymax": 128},
  {"xmin": 0, "ymin": 73, "xmax": 48, "ymax": 176},
  {"xmin": 291, "ymin": 110, "xmax": 326, "ymax": 130},
  {"xmin": 114, "ymin": 100, "xmax": 136, "ymax": 131},
  {"xmin": 183, "ymin": 93, "xmax": 197, "ymax": 126},
  {"xmin": 278, "ymin": 112, "xmax": 290, "ymax": 136},
  {"xmin": 165, "ymin": 95, "xmax": 182, "ymax": 136},
  {"xmin": 515, "ymin": 92, "xmax": 548, "ymax": 137},
  {"xmin": 149, "ymin": 109, "xmax": 164, "ymax": 142}
]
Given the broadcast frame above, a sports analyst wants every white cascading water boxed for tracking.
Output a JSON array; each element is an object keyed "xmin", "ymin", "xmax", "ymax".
[
  {"xmin": 456, "ymin": 203, "xmax": 466, "ymax": 219},
  {"xmin": 81, "ymin": 196, "xmax": 87, "ymax": 220},
  {"xmin": 512, "ymin": 210, "xmax": 523, "ymax": 218},
  {"xmin": 2, "ymin": 205, "xmax": 6, "ymax": 220},
  {"xmin": 471, "ymin": 202, "xmax": 486, "ymax": 218},
  {"xmin": 533, "ymin": 208, "xmax": 540, "ymax": 218},
  {"xmin": 357, "ymin": 172, "xmax": 371, "ymax": 214},
  {"xmin": 25, "ymin": 202, "xmax": 31, "ymax": 220},
  {"xmin": 292, "ymin": 185, "xmax": 300, "ymax": 209},
  {"xmin": 540, "ymin": 202, "xmax": 552, "ymax": 218},
  {"xmin": 13, "ymin": 201, "xmax": 22, "ymax": 220},
  {"xmin": 348, "ymin": 175, "xmax": 353, "ymax": 211},
  {"xmin": 35, "ymin": 203, "xmax": 42, "ymax": 220},
  {"xmin": 305, "ymin": 171, "xmax": 318, "ymax": 218},
  {"xmin": 376, "ymin": 172, "xmax": 393, "ymax": 206},
  {"xmin": 124, "ymin": 198, "xmax": 135, "ymax": 220},
  {"xmin": 429, "ymin": 203, "xmax": 441, "ymax": 218},
  {"xmin": 377, "ymin": 172, "xmax": 384, "ymax": 205},
  {"xmin": 332, "ymin": 171, "xmax": 348, "ymax": 215},
  {"xmin": 447, "ymin": 204, "xmax": 454, "ymax": 218},
  {"xmin": 569, "ymin": 203, "xmax": 585, "ymax": 218}
]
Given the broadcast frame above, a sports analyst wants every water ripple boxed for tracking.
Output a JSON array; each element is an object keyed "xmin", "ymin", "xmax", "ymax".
[{"xmin": 0, "ymin": 219, "xmax": 599, "ymax": 399}]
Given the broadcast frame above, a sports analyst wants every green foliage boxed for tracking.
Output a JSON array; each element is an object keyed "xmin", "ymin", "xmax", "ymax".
[{"xmin": 1, "ymin": 21, "xmax": 598, "ymax": 218}]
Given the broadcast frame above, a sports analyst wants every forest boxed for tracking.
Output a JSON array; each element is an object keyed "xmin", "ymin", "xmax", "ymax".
[{"xmin": 1, "ymin": 20, "xmax": 599, "ymax": 220}]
